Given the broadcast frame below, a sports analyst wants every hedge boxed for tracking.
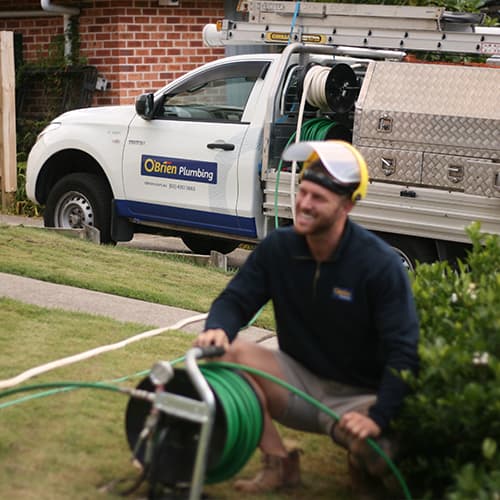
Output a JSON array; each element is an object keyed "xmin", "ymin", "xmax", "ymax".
[{"xmin": 395, "ymin": 223, "xmax": 500, "ymax": 498}]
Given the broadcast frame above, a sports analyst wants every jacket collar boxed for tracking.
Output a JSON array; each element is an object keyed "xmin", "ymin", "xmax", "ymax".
[{"xmin": 291, "ymin": 218, "xmax": 353, "ymax": 262}]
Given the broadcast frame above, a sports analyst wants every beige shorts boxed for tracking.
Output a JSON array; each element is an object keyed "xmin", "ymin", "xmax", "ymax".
[{"xmin": 273, "ymin": 350, "xmax": 377, "ymax": 436}]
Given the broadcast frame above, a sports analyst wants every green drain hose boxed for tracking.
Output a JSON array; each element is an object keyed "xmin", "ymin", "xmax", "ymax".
[
  {"xmin": 202, "ymin": 361, "xmax": 412, "ymax": 500},
  {"xmin": 0, "ymin": 359, "xmax": 412, "ymax": 499}
]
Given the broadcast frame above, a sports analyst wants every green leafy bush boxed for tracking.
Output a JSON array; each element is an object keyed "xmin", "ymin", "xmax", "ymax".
[
  {"xmin": 395, "ymin": 223, "xmax": 500, "ymax": 498},
  {"xmin": 16, "ymin": 118, "xmax": 50, "ymax": 162},
  {"xmin": 14, "ymin": 162, "xmax": 42, "ymax": 217}
]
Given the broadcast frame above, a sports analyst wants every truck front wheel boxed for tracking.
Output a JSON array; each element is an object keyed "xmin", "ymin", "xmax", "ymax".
[{"xmin": 44, "ymin": 173, "xmax": 114, "ymax": 244}]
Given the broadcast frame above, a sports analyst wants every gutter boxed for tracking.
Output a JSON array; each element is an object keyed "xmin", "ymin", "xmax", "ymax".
[
  {"xmin": 0, "ymin": 1, "xmax": 80, "ymax": 59},
  {"xmin": 40, "ymin": 0, "xmax": 79, "ymax": 17}
]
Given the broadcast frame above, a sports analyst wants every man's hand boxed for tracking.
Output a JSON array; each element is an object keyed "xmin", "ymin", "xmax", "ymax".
[
  {"xmin": 338, "ymin": 411, "xmax": 381, "ymax": 440},
  {"xmin": 193, "ymin": 328, "xmax": 230, "ymax": 350}
]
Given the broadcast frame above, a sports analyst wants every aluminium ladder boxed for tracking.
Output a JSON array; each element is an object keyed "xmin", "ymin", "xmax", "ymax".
[{"xmin": 214, "ymin": 1, "xmax": 500, "ymax": 56}]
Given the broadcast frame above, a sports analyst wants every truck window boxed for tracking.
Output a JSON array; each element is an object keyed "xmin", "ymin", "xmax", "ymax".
[{"xmin": 159, "ymin": 60, "xmax": 269, "ymax": 122}]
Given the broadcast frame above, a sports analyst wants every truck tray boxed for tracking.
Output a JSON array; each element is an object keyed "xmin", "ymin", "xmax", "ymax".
[{"xmin": 353, "ymin": 61, "xmax": 500, "ymax": 197}]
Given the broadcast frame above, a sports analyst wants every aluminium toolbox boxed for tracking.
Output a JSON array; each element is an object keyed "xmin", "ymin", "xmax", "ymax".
[{"xmin": 353, "ymin": 61, "xmax": 500, "ymax": 198}]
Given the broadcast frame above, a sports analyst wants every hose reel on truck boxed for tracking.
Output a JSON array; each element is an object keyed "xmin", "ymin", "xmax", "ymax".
[
  {"xmin": 281, "ymin": 61, "xmax": 361, "ymax": 219},
  {"xmin": 299, "ymin": 62, "xmax": 360, "ymax": 114}
]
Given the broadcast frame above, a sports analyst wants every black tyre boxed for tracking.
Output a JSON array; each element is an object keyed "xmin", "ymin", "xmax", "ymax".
[
  {"xmin": 376, "ymin": 233, "xmax": 437, "ymax": 271},
  {"xmin": 44, "ymin": 173, "xmax": 114, "ymax": 244},
  {"xmin": 181, "ymin": 234, "xmax": 240, "ymax": 255}
]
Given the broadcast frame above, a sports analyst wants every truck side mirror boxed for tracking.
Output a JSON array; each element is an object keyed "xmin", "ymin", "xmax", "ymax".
[{"xmin": 136, "ymin": 93, "xmax": 155, "ymax": 120}]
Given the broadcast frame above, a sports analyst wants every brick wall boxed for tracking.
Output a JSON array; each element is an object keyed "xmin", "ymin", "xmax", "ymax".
[{"xmin": 0, "ymin": 0, "xmax": 225, "ymax": 107}]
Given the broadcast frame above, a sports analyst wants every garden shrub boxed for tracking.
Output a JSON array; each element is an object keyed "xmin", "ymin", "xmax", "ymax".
[
  {"xmin": 14, "ymin": 162, "xmax": 41, "ymax": 217},
  {"xmin": 395, "ymin": 223, "xmax": 500, "ymax": 499}
]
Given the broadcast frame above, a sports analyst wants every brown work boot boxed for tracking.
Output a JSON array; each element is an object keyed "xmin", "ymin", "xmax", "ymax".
[{"xmin": 233, "ymin": 446, "xmax": 302, "ymax": 493}]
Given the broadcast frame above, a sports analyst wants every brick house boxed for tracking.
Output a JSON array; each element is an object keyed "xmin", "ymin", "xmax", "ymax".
[{"xmin": 0, "ymin": 0, "xmax": 237, "ymax": 107}]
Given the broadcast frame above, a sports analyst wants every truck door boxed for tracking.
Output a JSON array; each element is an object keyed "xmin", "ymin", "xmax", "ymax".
[{"xmin": 122, "ymin": 60, "xmax": 269, "ymax": 238}]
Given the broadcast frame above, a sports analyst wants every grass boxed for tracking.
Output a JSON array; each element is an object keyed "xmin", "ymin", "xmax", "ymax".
[
  {"xmin": 0, "ymin": 298, "xmax": 196, "ymax": 500},
  {"xmin": 0, "ymin": 226, "xmax": 353, "ymax": 499},
  {"xmin": 0, "ymin": 224, "xmax": 274, "ymax": 330}
]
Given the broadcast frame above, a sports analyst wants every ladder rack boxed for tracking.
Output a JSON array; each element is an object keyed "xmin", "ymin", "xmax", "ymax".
[{"xmin": 210, "ymin": 1, "xmax": 500, "ymax": 56}]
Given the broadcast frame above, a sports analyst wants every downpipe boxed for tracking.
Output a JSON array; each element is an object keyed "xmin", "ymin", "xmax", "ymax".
[{"xmin": 41, "ymin": 0, "xmax": 80, "ymax": 60}]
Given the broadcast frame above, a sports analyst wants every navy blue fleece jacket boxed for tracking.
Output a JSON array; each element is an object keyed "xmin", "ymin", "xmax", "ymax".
[{"xmin": 205, "ymin": 220, "xmax": 419, "ymax": 430}]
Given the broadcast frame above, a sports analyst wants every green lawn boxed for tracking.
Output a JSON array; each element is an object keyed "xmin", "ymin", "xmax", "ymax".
[
  {"xmin": 0, "ymin": 223, "xmax": 274, "ymax": 331},
  {"xmin": 0, "ymin": 226, "xmax": 353, "ymax": 499}
]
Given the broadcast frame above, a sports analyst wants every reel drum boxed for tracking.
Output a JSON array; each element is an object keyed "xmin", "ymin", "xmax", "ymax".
[
  {"xmin": 125, "ymin": 370, "xmax": 227, "ymax": 486},
  {"xmin": 324, "ymin": 63, "xmax": 359, "ymax": 114},
  {"xmin": 298, "ymin": 62, "xmax": 360, "ymax": 114},
  {"xmin": 125, "ymin": 366, "xmax": 263, "ymax": 489}
]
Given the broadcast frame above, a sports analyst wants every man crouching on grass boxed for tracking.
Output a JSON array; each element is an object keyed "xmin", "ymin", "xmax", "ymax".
[{"xmin": 194, "ymin": 141, "xmax": 419, "ymax": 498}]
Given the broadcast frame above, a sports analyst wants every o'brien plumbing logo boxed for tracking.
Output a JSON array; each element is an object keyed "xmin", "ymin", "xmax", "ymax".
[{"xmin": 141, "ymin": 155, "xmax": 217, "ymax": 184}]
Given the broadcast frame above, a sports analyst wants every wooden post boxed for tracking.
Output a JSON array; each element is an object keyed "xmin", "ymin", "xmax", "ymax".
[{"xmin": 0, "ymin": 31, "xmax": 17, "ymax": 210}]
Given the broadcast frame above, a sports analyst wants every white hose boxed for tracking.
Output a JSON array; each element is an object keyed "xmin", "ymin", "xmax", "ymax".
[
  {"xmin": 304, "ymin": 65, "xmax": 331, "ymax": 110},
  {"xmin": 0, "ymin": 313, "xmax": 208, "ymax": 390},
  {"xmin": 290, "ymin": 65, "xmax": 331, "ymax": 220}
]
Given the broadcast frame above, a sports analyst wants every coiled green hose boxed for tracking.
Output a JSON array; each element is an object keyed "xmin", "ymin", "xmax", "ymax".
[{"xmin": 201, "ymin": 366, "xmax": 263, "ymax": 483}]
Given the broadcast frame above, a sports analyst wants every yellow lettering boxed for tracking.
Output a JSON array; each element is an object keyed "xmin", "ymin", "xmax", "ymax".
[
  {"xmin": 144, "ymin": 158, "xmax": 155, "ymax": 173},
  {"xmin": 166, "ymin": 163, "xmax": 177, "ymax": 174},
  {"xmin": 143, "ymin": 158, "xmax": 177, "ymax": 175}
]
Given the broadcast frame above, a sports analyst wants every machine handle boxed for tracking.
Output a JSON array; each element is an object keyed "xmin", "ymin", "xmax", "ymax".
[
  {"xmin": 184, "ymin": 347, "xmax": 218, "ymax": 499},
  {"xmin": 197, "ymin": 345, "xmax": 226, "ymax": 359}
]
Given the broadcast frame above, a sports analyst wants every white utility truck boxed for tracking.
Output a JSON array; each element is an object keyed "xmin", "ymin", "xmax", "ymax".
[{"xmin": 26, "ymin": 1, "xmax": 500, "ymax": 268}]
